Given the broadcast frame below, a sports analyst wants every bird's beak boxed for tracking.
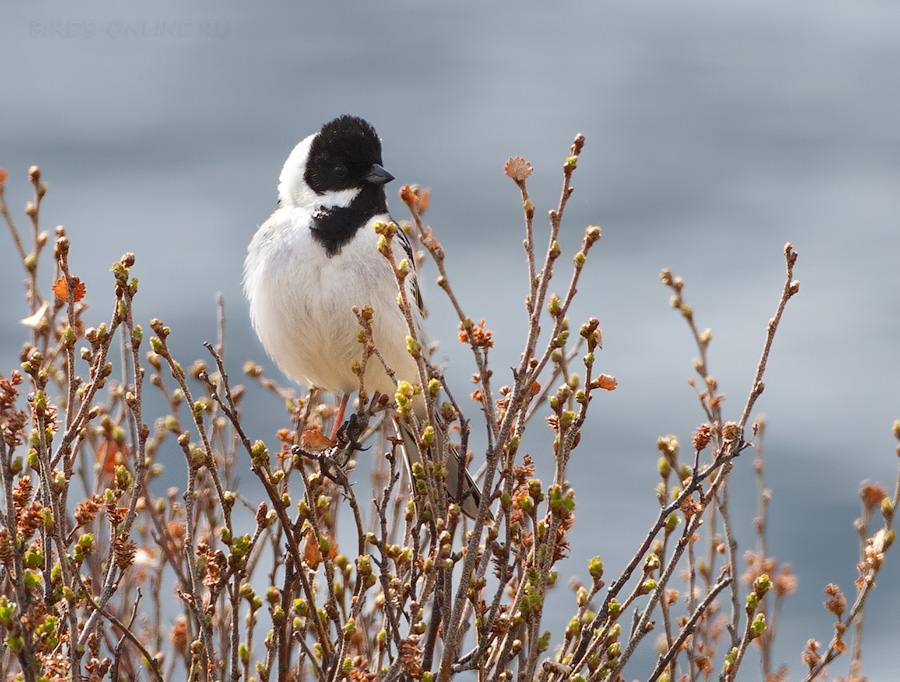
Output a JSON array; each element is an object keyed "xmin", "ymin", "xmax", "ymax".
[{"xmin": 365, "ymin": 164, "xmax": 394, "ymax": 185}]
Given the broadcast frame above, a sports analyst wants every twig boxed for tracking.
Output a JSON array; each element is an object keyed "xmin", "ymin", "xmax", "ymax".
[
  {"xmin": 738, "ymin": 243, "xmax": 799, "ymax": 432},
  {"xmin": 648, "ymin": 572, "xmax": 732, "ymax": 682}
]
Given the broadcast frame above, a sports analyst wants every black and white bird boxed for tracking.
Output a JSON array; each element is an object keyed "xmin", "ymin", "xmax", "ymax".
[{"xmin": 243, "ymin": 115, "xmax": 481, "ymax": 518}]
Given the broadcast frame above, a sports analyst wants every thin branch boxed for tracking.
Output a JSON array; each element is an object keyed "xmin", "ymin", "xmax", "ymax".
[{"xmin": 648, "ymin": 572, "xmax": 732, "ymax": 682}]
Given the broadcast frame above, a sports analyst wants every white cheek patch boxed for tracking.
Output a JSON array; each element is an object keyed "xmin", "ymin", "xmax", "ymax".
[{"xmin": 314, "ymin": 187, "xmax": 360, "ymax": 210}]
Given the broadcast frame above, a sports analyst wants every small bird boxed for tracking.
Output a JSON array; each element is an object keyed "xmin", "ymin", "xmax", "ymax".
[{"xmin": 243, "ymin": 115, "xmax": 481, "ymax": 518}]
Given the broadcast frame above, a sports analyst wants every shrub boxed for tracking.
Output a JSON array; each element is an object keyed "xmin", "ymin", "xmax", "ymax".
[{"xmin": 0, "ymin": 144, "xmax": 895, "ymax": 682}]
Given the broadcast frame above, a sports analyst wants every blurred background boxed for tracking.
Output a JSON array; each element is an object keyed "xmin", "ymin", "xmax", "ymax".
[{"xmin": 2, "ymin": 1, "xmax": 899, "ymax": 678}]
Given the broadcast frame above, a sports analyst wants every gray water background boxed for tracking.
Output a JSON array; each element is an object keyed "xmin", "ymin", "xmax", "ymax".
[{"xmin": 2, "ymin": 1, "xmax": 899, "ymax": 678}]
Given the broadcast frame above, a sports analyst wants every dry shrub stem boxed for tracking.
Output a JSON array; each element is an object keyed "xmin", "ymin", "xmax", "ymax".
[{"xmin": 0, "ymin": 145, "xmax": 894, "ymax": 682}]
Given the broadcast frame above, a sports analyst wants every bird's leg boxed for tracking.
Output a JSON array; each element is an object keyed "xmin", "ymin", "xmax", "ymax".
[{"xmin": 330, "ymin": 392, "xmax": 350, "ymax": 442}]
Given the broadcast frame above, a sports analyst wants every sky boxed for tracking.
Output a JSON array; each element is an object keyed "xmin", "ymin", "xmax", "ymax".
[{"xmin": 2, "ymin": 1, "xmax": 899, "ymax": 678}]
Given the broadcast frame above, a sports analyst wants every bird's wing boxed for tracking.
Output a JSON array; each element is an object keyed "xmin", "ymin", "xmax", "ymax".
[
  {"xmin": 394, "ymin": 224, "xmax": 427, "ymax": 319},
  {"xmin": 393, "ymin": 416, "xmax": 484, "ymax": 521}
]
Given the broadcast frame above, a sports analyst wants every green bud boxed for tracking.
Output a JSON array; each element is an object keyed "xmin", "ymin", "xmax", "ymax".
[
  {"xmin": 754, "ymin": 574, "xmax": 772, "ymax": 597},
  {"xmin": 750, "ymin": 613, "xmax": 767, "ymax": 638}
]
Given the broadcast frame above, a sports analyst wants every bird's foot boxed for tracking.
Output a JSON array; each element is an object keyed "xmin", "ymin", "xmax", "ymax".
[{"xmin": 335, "ymin": 413, "xmax": 368, "ymax": 464}]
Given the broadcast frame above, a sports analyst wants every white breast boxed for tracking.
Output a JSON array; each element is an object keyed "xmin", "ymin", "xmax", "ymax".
[{"xmin": 243, "ymin": 208, "xmax": 428, "ymax": 398}]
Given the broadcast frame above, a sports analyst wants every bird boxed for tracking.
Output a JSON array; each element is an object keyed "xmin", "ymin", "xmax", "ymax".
[{"xmin": 243, "ymin": 115, "xmax": 482, "ymax": 519}]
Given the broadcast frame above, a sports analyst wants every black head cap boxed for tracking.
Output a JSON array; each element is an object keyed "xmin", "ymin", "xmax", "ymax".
[{"xmin": 305, "ymin": 116, "xmax": 391, "ymax": 194}]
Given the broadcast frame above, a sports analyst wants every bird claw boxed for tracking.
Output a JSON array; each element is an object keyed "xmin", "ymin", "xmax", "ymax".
[{"xmin": 336, "ymin": 413, "xmax": 368, "ymax": 459}]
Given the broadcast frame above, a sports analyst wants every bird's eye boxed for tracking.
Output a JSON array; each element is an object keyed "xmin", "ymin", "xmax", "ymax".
[{"xmin": 333, "ymin": 164, "xmax": 347, "ymax": 178}]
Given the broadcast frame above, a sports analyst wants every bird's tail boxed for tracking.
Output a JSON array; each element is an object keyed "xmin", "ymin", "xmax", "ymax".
[{"xmin": 393, "ymin": 417, "xmax": 484, "ymax": 520}]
